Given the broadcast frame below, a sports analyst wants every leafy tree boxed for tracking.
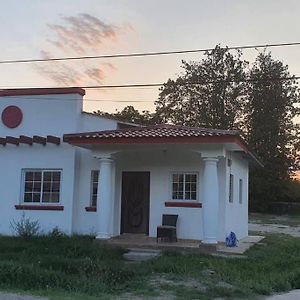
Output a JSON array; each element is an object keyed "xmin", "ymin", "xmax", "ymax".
[
  {"xmin": 94, "ymin": 105, "xmax": 158, "ymax": 125},
  {"xmin": 155, "ymin": 45, "xmax": 248, "ymax": 129},
  {"xmin": 245, "ymin": 52, "xmax": 300, "ymax": 210}
]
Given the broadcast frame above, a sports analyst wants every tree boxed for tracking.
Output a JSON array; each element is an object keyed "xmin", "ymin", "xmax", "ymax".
[
  {"xmin": 155, "ymin": 45, "xmax": 248, "ymax": 129},
  {"xmin": 94, "ymin": 105, "xmax": 159, "ymax": 125},
  {"xmin": 245, "ymin": 51, "xmax": 300, "ymax": 210}
]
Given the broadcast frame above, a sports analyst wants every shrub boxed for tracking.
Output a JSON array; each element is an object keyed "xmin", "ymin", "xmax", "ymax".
[
  {"xmin": 10, "ymin": 213, "xmax": 40, "ymax": 239},
  {"xmin": 49, "ymin": 226, "xmax": 66, "ymax": 239}
]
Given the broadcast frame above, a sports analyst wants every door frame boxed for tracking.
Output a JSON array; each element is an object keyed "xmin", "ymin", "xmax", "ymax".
[{"xmin": 120, "ymin": 171, "xmax": 150, "ymax": 235}]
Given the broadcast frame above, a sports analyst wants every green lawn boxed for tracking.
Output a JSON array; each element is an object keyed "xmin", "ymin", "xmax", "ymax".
[{"xmin": 0, "ymin": 235, "xmax": 300, "ymax": 299}]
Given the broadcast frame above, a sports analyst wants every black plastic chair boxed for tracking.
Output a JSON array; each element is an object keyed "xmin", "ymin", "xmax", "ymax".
[{"xmin": 157, "ymin": 214, "xmax": 178, "ymax": 242}]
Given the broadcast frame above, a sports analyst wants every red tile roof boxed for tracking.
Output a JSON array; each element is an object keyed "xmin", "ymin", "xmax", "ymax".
[
  {"xmin": 64, "ymin": 124, "xmax": 240, "ymax": 140},
  {"xmin": 63, "ymin": 124, "xmax": 262, "ymax": 166}
]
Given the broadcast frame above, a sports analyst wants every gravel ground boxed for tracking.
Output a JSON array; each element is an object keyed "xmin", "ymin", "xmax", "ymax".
[
  {"xmin": 0, "ymin": 293, "xmax": 48, "ymax": 300},
  {"xmin": 249, "ymin": 222, "xmax": 300, "ymax": 237},
  {"xmin": 265, "ymin": 289, "xmax": 300, "ymax": 300}
]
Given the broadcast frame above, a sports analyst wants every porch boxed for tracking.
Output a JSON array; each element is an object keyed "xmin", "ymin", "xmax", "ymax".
[
  {"xmin": 95, "ymin": 233, "xmax": 264, "ymax": 257},
  {"xmin": 64, "ymin": 125, "xmax": 258, "ymax": 243}
]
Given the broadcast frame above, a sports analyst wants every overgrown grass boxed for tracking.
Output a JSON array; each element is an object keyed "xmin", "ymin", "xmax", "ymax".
[{"xmin": 0, "ymin": 234, "xmax": 300, "ymax": 299}]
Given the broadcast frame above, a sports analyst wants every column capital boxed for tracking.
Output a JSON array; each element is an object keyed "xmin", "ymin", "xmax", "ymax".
[
  {"xmin": 98, "ymin": 157, "xmax": 114, "ymax": 164},
  {"xmin": 92, "ymin": 151, "xmax": 115, "ymax": 161},
  {"xmin": 202, "ymin": 157, "xmax": 219, "ymax": 163}
]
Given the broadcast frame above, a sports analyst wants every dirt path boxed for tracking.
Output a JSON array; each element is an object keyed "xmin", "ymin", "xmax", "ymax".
[
  {"xmin": 249, "ymin": 222, "xmax": 300, "ymax": 237},
  {"xmin": 0, "ymin": 293, "xmax": 48, "ymax": 300},
  {"xmin": 265, "ymin": 289, "xmax": 300, "ymax": 299}
]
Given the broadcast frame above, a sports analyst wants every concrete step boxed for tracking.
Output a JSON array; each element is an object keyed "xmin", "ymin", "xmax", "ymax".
[{"xmin": 123, "ymin": 248, "xmax": 162, "ymax": 262}]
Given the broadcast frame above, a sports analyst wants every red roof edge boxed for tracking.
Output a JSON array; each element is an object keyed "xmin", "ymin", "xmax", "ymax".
[{"xmin": 0, "ymin": 87, "xmax": 85, "ymax": 97}]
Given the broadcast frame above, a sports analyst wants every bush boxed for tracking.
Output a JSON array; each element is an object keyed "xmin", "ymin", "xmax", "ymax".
[
  {"xmin": 10, "ymin": 213, "xmax": 40, "ymax": 239},
  {"xmin": 49, "ymin": 226, "xmax": 66, "ymax": 239}
]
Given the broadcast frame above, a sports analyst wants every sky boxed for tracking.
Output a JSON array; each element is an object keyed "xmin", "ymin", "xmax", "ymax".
[{"xmin": 1, "ymin": 0, "xmax": 300, "ymax": 113}]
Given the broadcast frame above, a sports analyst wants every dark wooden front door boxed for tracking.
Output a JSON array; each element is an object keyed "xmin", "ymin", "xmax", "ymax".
[{"xmin": 121, "ymin": 172, "xmax": 150, "ymax": 234}]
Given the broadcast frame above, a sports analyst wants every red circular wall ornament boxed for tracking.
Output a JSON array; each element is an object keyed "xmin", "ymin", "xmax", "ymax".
[{"xmin": 1, "ymin": 106, "xmax": 23, "ymax": 128}]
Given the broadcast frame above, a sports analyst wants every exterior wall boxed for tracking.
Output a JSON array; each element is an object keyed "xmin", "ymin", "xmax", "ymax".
[
  {"xmin": 0, "ymin": 93, "xmax": 82, "ymax": 136},
  {"xmin": 0, "ymin": 92, "xmax": 249, "ymax": 240},
  {"xmin": 72, "ymin": 149, "xmax": 100, "ymax": 235},
  {"xmin": 224, "ymin": 152, "xmax": 249, "ymax": 240},
  {"xmin": 0, "ymin": 93, "xmax": 119, "ymax": 235},
  {"xmin": 73, "ymin": 148, "xmax": 246, "ymax": 242},
  {"xmin": 93, "ymin": 149, "xmax": 228, "ymax": 241},
  {"xmin": 114, "ymin": 150, "xmax": 205, "ymax": 240},
  {"xmin": 0, "ymin": 144, "xmax": 76, "ymax": 234}
]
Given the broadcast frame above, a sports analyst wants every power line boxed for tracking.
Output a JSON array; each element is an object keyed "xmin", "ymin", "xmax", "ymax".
[
  {"xmin": 75, "ymin": 75, "xmax": 300, "ymax": 89},
  {"xmin": 5, "ymin": 75, "xmax": 298, "ymax": 90},
  {"xmin": 1, "ymin": 75, "xmax": 299, "ymax": 103},
  {"xmin": 1, "ymin": 42, "xmax": 300, "ymax": 65}
]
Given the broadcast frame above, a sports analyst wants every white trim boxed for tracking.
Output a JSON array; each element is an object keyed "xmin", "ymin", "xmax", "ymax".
[
  {"xmin": 170, "ymin": 172, "xmax": 199, "ymax": 202},
  {"xmin": 20, "ymin": 169, "xmax": 62, "ymax": 205}
]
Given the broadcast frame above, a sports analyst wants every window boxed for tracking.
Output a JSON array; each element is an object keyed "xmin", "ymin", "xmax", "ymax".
[
  {"xmin": 90, "ymin": 170, "xmax": 99, "ymax": 207},
  {"xmin": 172, "ymin": 173, "xmax": 197, "ymax": 201},
  {"xmin": 229, "ymin": 174, "xmax": 234, "ymax": 203},
  {"xmin": 239, "ymin": 179, "xmax": 243, "ymax": 204},
  {"xmin": 23, "ymin": 170, "xmax": 61, "ymax": 203}
]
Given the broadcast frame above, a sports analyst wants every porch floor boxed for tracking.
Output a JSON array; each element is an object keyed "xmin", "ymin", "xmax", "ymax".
[{"xmin": 96, "ymin": 234, "xmax": 264, "ymax": 257}]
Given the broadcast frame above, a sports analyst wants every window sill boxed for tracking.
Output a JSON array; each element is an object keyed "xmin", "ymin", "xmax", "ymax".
[
  {"xmin": 85, "ymin": 207, "xmax": 96, "ymax": 212},
  {"xmin": 15, "ymin": 205, "xmax": 64, "ymax": 211},
  {"xmin": 165, "ymin": 201, "xmax": 202, "ymax": 208}
]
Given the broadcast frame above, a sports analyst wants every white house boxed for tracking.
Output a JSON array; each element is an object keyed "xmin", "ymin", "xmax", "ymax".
[{"xmin": 0, "ymin": 87, "xmax": 261, "ymax": 244}]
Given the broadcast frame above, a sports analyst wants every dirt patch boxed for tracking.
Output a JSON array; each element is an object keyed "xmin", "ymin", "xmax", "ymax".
[
  {"xmin": 0, "ymin": 293, "xmax": 48, "ymax": 300},
  {"xmin": 249, "ymin": 223, "xmax": 300, "ymax": 237},
  {"xmin": 149, "ymin": 275, "xmax": 207, "ymax": 292},
  {"xmin": 265, "ymin": 289, "xmax": 300, "ymax": 299}
]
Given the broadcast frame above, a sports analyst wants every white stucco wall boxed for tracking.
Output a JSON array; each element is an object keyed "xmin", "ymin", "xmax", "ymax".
[
  {"xmin": 74, "ymin": 149, "xmax": 228, "ymax": 241},
  {"xmin": 0, "ymin": 92, "xmax": 119, "ymax": 235},
  {"xmin": 0, "ymin": 144, "xmax": 76, "ymax": 235},
  {"xmin": 0, "ymin": 91, "xmax": 249, "ymax": 240},
  {"xmin": 224, "ymin": 151, "xmax": 249, "ymax": 240}
]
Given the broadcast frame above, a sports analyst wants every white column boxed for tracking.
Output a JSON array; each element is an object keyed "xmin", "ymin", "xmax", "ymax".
[
  {"xmin": 95, "ymin": 156, "xmax": 114, "ymax": 239},
  {"xmin": 202, "ymin": 157, "xmax": 219, "ymax": 244}
]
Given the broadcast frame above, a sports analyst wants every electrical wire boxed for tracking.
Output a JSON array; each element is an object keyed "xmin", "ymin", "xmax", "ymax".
[
  {"xmin": 0, "ymin": 42, "xmax": 300, "ymax": 64},
  {"xmin": 1, "ymin": 75, "xmax": 299, "ymax": 91}
]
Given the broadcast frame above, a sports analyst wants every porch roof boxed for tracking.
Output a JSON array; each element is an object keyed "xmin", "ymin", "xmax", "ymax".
[{"xmin": 63, "ymin": 124, "xmax": 262, "ymax": 166}]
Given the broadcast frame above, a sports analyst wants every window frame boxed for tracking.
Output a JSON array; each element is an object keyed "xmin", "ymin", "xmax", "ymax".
[
  {"xmin": 229, "ymin": 173, "xmax": 234, "ymax": 203},
  {"xmin": 21, "ymin": 169, "xmax": 62, "ymax": 205},
  {"xmin": 239, "ymin": 178, "xmax": 243, "ymax": 204},
  {"xmin": 90, "ymin": 170, "xmax": 99, "ymax": 207},
  {"xmin": 170, "ymin": 172, "xmax": 199, "ymax": 202}
]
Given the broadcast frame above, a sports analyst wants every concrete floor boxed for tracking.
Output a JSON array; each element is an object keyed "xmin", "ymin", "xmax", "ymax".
[{"xmin": 98, "ymin": 233, "xmax": 264, "ymax": 257}]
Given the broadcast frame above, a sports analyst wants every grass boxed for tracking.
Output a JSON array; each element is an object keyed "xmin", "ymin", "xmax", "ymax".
[{"xmin": 0, "ymin": 235, "xmax": 300, "ymax": 299}]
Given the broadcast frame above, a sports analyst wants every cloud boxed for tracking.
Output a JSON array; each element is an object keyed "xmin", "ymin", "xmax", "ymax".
[
  {"xmin": 47, "ymin": 13, "xmax": 121, "ymax": 55},
  {"xmin": 33, "ymin": 13, "xmax": 133, "ymax": 86}
]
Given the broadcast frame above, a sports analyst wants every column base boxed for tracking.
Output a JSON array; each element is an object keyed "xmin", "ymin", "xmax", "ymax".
[{"xmin": 96, "ymin": 233, "xmax": 112, "ymax": 240}]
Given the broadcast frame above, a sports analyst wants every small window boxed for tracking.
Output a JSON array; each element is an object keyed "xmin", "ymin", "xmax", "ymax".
[
  {"xmin": 23, "ymin": 170, "xmax": 61, "ymax": 203},
  {"xmin": 172, "ymin": 173, "xmax": 197, "ymax": 201},
  {"xmin": 239, "ymin": 179, "xmax": 243, "ymax": 204},
  {"xmin": 90, "ymin": 170, "xmax": 99, "ymax": 207},
  {"xmin": 229, "ymin": 174, "xmax": 234, "ymax": 203}
]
